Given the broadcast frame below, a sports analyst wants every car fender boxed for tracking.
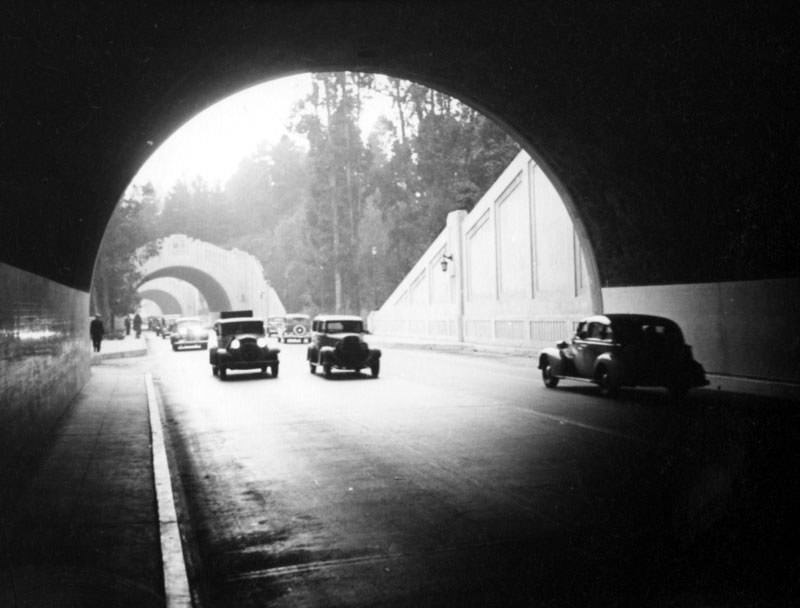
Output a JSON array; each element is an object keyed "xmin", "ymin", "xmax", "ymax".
[
  {"xmin": 593, "ymin": 352, "xmax": 623, "ymax": 384},
  {"xmin": 370, "ymin": 348, "xmax": 382, "ymax": 360},
  {"xmin": 538, "ymin": 348, "xmax": 565, "ymax": 374},
  {"xmin": 320, "ymin": 346, "xmax": 335, "ymax": 363}
]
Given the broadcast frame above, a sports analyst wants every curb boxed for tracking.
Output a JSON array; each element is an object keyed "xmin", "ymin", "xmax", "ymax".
[{"xmin": 91, "ymin": 346, "xmax": 148, "ymax": 364}]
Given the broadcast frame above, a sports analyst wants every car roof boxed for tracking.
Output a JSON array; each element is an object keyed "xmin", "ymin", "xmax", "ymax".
[
  {"xmin": 582, "ymin": 314, "xmax": 679, "ymax": 326},
  {"xmin": 216, "ymin": 317, "xmax": 263, "ymax": 324},
  {"xmin": 285, "ymin": 313, "xmax": 310, "ymax": 319},
  {"xmin": 313, "ymin": 314, "xmax": 364, "ymax": 322}
]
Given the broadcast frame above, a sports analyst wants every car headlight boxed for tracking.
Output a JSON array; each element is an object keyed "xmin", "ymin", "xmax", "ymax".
[
  {"xmin": 230, "ymin": 339, "xmax": 241, "ymax": 349},
  {"xmin": 256, "ymin": 337, "xmax": 268, "ymax": 348}
]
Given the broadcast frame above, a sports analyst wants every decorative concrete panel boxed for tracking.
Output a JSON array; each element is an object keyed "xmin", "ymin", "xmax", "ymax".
[{"xmin": 0, "ymin": 263, "xmax": 90, "ymax": 495}]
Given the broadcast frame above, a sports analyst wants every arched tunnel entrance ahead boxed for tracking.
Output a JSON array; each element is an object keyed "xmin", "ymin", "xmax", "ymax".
[
  {"xmin": 138, "ymin": 267, "xmax": 231, "ymax": 314},
  {"xmin": 1, "ymin": 6, "xmax": 799, "ymax": 606},
  {"xmin": 137, "ymin": 289, "xmax": 183, "ymax": 316}
]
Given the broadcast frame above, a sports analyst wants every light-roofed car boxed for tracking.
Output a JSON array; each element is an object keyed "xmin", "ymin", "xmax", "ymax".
[
  {"xmin": 170, "ymin": 317, "xmax": 209, "ymax": 351},
  {"xmin": 538, "ymin": 314, "xmax": 708, "ymax": 399},
  {"xmin": 209, "ymin": 310, "xmax": 280, "ymax": 380}
]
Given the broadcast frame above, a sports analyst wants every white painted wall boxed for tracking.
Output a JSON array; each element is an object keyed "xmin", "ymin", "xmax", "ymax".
[
  {"xmin": 372, "ymin": 151, "xmax": 594, "ymax": 347},
  {"xmin": 603, "ymin": 279, "xmax": 800, "ymax": 383}
]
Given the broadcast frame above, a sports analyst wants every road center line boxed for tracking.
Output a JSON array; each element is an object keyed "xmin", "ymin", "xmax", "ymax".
[{"xmin": 146, "ymin": 372, "xmax": 193, "ymax": 608}]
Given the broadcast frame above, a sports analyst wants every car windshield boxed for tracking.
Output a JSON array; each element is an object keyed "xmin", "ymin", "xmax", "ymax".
[
  {"xmin": 177, "ymin": 322, "xmax": 202, "ymax": 330},
  {"xmin": 325, "ymin": 320, "xmax": 363, "ymax": 333},
  {"xmin": 220, "ymin": 321, "xmax": 264, "ymax": 336}
]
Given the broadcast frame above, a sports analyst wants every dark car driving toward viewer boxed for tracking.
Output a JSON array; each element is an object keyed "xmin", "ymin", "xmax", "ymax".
[
  {"xmin": 307, "ymin": 315, "xmax": 381, "ymax": 378},
  {"xmin": 209, "ymin": 310, "xmax": 280, "ymax": 380},
  {"xmin": 538, "ymin": 314, "xmax": 708, "ymax": 399}
]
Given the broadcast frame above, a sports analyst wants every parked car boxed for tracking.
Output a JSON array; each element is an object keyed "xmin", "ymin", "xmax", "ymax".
[
  {"xmin": 279, "ymin": 313, "xmax": 312, "ymax": 343},
  {"xmin": 170, "ymin": 317, "xmax": 209, "ymax": 351},
  {"xmin": 307, "ymin": 315, "xmax": 381, "ymax": 378},
  {"xmin": 538, "ymin": 314, "xmax": 708, "ymax": 399},
  {"xmin": 209, "ymin": 311, "xmax": 280, "ymax": 380},
  {"xmin": 267, "ymin": 316, "xmax": 285, "ymax": 337}
]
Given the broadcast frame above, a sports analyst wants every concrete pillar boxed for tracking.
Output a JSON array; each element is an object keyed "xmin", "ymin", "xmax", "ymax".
[{"xmin": 446, "ymin": 210, "xmax": 467, "ymax": 343}]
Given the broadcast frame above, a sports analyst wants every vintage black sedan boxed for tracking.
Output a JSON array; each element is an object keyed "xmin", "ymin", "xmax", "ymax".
[
  {"xmin": 307, "ymin": 315, "xmax": 381, "ymax": 378},
  {"xmin": 538, "ymin": 314, "xmax": 708, "ymax": 399},
  {"xmin": 209, "ymin": 312, "xmax": 280, "ymax": 380}
]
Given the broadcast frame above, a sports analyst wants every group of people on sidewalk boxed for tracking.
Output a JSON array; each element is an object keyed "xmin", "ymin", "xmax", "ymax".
[{"xmin": 89, "ymin": 312, "xmax": 142, "ymax": 352}]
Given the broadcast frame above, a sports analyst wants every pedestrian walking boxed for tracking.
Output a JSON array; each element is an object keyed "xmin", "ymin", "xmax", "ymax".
[
  {"xmin": 133, "ymin": 313, "xmax": 142, "ymax": 338},
  {"xmin": 90, "ymin": 315, "xmax": 104, "ymax": 352},
  {"xmin": 124, "ymin": 315, "xmax": 131, "ymax": 336}
]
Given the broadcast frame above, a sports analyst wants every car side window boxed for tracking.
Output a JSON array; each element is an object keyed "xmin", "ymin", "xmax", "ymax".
[
  {"xmin": 575, "ymin": 322, "xmax": 588, "ymax": 340},
  {"xmin": 586, "ymin": 322, "xmax": 610, "ymax": 340}
]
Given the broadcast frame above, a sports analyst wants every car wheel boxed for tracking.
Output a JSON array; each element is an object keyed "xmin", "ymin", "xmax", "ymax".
[
  {"xmin": 309, "ymin": 362, "xmax": 316, "ymax": 374},
  {"xmin": 260, "ymin": 366, "xmax": 267, "ymax": 375},
  {"xmin": 219, "ymin": 366, "xmax": 227, "ymax": 380},
  {"xmin": 596, "ymin": 367, "xmax": 619, "ymax": 397},
  {"xmin": 212, "ymin": 365, "xmax": 218, "ymax": 376},
  {"xmin": 370, "ymin": 360, "xmax": 380, "ymax": 378},
  {"xmin": 171, "ymin": 344, "xmax": 178, "ymax": 351},
  {"xmin": 323, "ymin": 363, "xmax": 332, "ymax": 379},
  {"xmin": 201, "ymin": 344, "xmax": 207, "ymax": 350},
  {"xmin": 271, "ymin": 363, "xmax": 279, "ymax": 378},
  {"xmin": 542, "ymin": 364, "xmax": 559, "ymax": 388}
]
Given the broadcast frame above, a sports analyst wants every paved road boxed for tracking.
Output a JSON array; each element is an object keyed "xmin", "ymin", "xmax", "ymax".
[{"xmin": 149, "ymin": 337, "xmax": 799, "ymax": 607}]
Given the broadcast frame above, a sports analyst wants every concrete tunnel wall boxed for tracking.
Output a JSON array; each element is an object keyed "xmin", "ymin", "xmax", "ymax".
[{"xmin": 1, "ymin": 4, "xmax": 798, "ymax": 483}]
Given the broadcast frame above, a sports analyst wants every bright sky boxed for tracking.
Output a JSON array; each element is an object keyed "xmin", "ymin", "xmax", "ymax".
[{"xmin": 132, "ymin": 73, "xmax": 394, "ymax": 196}]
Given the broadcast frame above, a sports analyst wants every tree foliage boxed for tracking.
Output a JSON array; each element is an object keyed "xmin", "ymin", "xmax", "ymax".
[
  {"xmin": 91, "ymin": 186, "xmax": 160, "ymax": 329},
  {"xmin": 137, "ymin": 73, "xmax": 520, "ymax": 316}
]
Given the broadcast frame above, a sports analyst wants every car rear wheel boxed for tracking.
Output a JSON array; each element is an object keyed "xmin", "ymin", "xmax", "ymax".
[
  {"xmin": 271, "ymin": 363, "xmax": 279, "ymax": 378},
  {"xmin": 219, "ymin": 366, "xmax": 227, "ymax": 380},
  {"xmin": 370, "ymin": 360, "xmax": 380, "ymax": 378},
  {"xmin": 596, "ymin": 367, "xmax": 619, "ymax": 397},
  {"xmin": 323, "ymin": 363, "xmax": 332, "ymax": 379},
  {"xmin": 542, "ymin": 364, "xmax": 559, "ymax": 388},
  {"xmin": 212, "ymin": 365, "xmax": 218, "ymax": 376}
]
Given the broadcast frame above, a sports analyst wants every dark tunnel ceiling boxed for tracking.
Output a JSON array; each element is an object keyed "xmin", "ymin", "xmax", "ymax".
[
  {"xmin": 138, "ymin": 289, "xmax": 183, "ymax": 316},
  {"xmin": 138, "ymin": 267, "xmax": 231, "ymax": 312},
  {"xmin": 1, "ymin": 3, "xmax": 798, "ymax": 291}
]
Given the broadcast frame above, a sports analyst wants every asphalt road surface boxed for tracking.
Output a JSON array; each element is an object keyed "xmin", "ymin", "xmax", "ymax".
[{"xmin": 149, "ymin": 337, "xmax": 799, "ymax": 607}]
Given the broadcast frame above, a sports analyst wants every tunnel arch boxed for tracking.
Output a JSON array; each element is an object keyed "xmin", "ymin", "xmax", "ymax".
[
  {"xmin": 137, "ymin": 289, "xmax": 183, "ymax": 316},
  {"xmin": 137, "ymin": 266, "xmax": 231, "ymax": 313}
]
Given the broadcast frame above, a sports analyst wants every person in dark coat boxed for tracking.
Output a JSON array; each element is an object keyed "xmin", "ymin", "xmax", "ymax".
[
  {"xmin": 124, "ymin": 315, "xmax": 131, "ymax": 336},
  {"xmin": 133, "ymin": 313, "xmax": 142, "ymax": 338},
  {"xmin": 90, "ymin": 315, "xmax": 104, "ymax": 352}
]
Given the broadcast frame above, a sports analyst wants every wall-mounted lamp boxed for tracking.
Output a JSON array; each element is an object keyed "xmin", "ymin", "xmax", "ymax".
[{"xmin": 440, "ymin": 253, "xmax": 454, "ymax": 272}]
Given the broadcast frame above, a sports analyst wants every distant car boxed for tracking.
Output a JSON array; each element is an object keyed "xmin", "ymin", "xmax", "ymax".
[
  {"xmin": 307, "ymin": 315, "xmax": 381, "ymax": 378},
  {"xmin": 267, "ymin": 316, "xmax": 285, "ymax": 337},
  {"xmin": 170, "ymin": 317, "xmax": 209, "ymax": 351},
  {"xmin": 279, "ymin": 313, "xmax": 312, "ymax": 343},
  {"xmin": 209, "ymin": 313, "xmax": 280, "ymax": 380},
  {"xmin": 538, "ymin": 314, "xmax": 708, "ymax": 399}
]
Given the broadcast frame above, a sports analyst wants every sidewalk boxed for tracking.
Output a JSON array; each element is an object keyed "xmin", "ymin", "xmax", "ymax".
[
  {"xmin": 1, "ymin": 342, "xmax": 164, "ymax": 607},
  {"xmin": 91, "ymin": 334, "xmax": 148, "ymax": 364}
]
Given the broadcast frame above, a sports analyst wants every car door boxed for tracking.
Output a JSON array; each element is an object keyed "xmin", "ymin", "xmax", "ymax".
[{"xmin": 573, "ymin": 321, "xmax": 609, "ymax": 377}]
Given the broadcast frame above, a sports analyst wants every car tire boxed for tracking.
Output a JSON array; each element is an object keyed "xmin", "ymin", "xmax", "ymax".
[
  {"xmin": 323, "ymin": 363, "xmax": 332, "ymax": 379},
  {"xmin": 201, "ymin": 343, "xmax": 207, "ymax": 350},
  {"xmin": 271, "ymin": 363, "xmax": 279, "ymax": 378},
  {"xmin": 370, "ymin": 360, "xmax": 380, "ymax": 378},
  {"xmin": 212, "ymin": 365, "xmax": 218, "ymax": 376},
  {"xmin": 542, "ymin": 364, "xmax": 559, "ymax": 388},
  {"xmin": 596, "ymin": 367, "xmax": 619, "ymax": 397},
  {"xmin": 219, "ymin": 366, "xmax": 227, "ymax": 380},
  {"xmin": 172, "ymin": 344, "xmax": 178, "ymax": 351},
  {"xmin": 309, "ymin": 362, "xmax": 316, "ymax": 374}
]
